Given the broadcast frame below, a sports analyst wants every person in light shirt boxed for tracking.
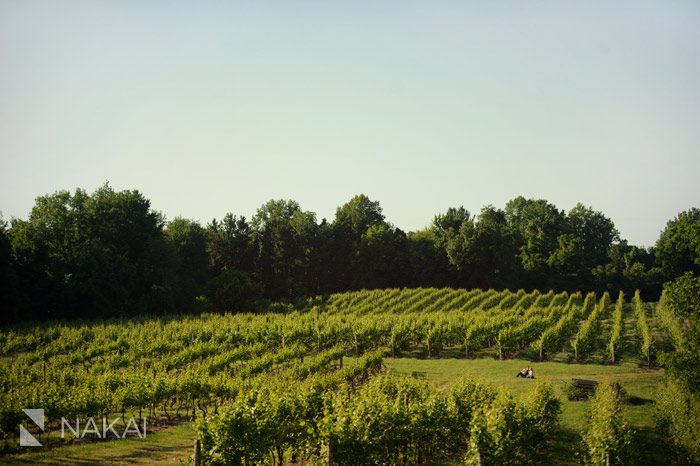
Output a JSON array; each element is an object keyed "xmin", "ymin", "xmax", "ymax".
[{"xmin": 516, "ymin": 366, "xmax": 535, "ymax": 378}]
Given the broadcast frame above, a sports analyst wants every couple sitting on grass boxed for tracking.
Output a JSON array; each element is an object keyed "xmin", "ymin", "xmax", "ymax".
[{"xmin": 516, "ymin": 366, "xmax": 535, "ymax": 379}]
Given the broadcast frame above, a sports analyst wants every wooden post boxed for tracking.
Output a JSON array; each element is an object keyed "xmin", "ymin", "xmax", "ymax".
[
  {"xmin": 477, "ymin": 449, "xmax": 483, "ymax": 466},
  {"xmin": 327, "ymin": 439, "xmax": 333, "ymax": 466},
  {"xmin": 194, "ymin": 439, "xmax": 201, "ymax": 466}
]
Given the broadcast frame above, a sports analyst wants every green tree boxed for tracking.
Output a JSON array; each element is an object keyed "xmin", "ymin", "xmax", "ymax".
[
  {"xmin": 504, "ymin": 196, "xmax": 566, "ymax": 288},
  {"xmin": 406, "ymin": 228, "xmax": 452, "ymax": 287},
  {"xmin": 0, "ymin": 216, "xmax": 19, "ymax": 323},
  {"xmin": 165, "ymin": 217, "xmax": 209, "ymax": 312},
  {"xmin": 252, "ymin": 199, "xmax": 318, "ymax": 299},
  {"xmin": 328, "ymin": 195, "xmax": 388, "ymax": 290},
  {"xmin": 433, "ymin": 206, "xmax": 471, "ymax": 248},
  {"xmin": 591, "ymin": 241, "xmax": 663, "ymax": 299},
  {"xmin": 202, "ymin": 268, "xmax": 262, "ymax": 312},
  {"xmin": 656, "ymin": 208, "xmax": 700, "ymax": 279},
  {"xmin": 357, "ymin": 224, "xmax": 410, "ymax": 289},
  {"xmin": 660, "ymin": 273, "xmax": 700, "ymax": 393},
  {"xmin": 207, "ymin": 214, "xmax": 256, "ymax": 274},
  {"xmin": 9, "ymin": 183, "xmax": 172, "ymax": 319},
  {"xmin": 549, "ymin": 204, "xmax": 618, "ymax": 288},
  {"xmin": 446, "ymin": 206, "xmax": 518, "ymax": 289},
  {"xmin": 334, "ymin": 194, "xmax": 385, "ymax": 236}
]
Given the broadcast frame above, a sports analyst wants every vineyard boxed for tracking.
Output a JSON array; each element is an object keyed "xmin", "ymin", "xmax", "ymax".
[{"xmin": 0, "ymin": 287, "xmax": 692, "ymax": 465}]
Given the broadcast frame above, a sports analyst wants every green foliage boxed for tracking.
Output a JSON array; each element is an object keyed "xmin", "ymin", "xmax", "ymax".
[
  {"xmin": 564, "ymin": 381, "xmax": 590, "ymax": 401},
  {"xmin": 165, "ymin": 217, "xmax": 210, "ymax": 312},
  {"xmin": 608, "ymin": 292, "xmax": 625, "ymax": 364},
  {"xmin": 656, "ymin": 208, "xmax": 700, "ymax": 278},
  {"xmin": 657, "ymin": 274, "xmax": 700, "ymax": 393},
  {"xmin": 199, "ymin": 374, "xmax": 536, "ymax": 466},
  {"xmin": 504, "ymin": 197, "xmax": 566, "ymax": 282},
  {"xmin": 632, "ymin": 290, "xmax": 654, "ymax": 366},
  {"xmin": 464, "ymin": 383, "xmax": 561, "ymax": 465},
  {"xmin": 573, "ymin": 292, "xmax": 610, "ymax": 361},
  {"xmin": 333, "ymin": 194, "xmax": 385, "ymax": 236},
  {"xmin": 206, "ymin": 213, "xmax": 255, "ymax": 273},
  {"xmin": 548, "ymin": 204, "xmax": 619, "ymax": 287},
  {"xmin": 662, "ymin": 271, "xmax": 700, "ymax": 320},
  {"xmin": 0, "ymin": 288, "xmax": 585, "ymax": 461},
  {"xmin": 251, "ymin": 199, "xmax": 318, "ymax": 299},
  {"xmin": 4, "ymin": 186, "xmax": 691, "ymax": 323},
  {"xmin": 523, "ymin": 382, "xmax": 562, "ymax": 442},
  {"xmin": 655, "ymin": 379, "xmax": 700, "ymax": 464},
  {"xmin": 532, "ymin": 292, "xmax": 591, "ymax": 360},
  {"xmin": 581, "ymin": 381, "xmax": 633, "ymax": 465},
  {"xmin": 656, "ymin": 290, "xmax": 686, "ymax": 351},
  {"xmin": 8, "ymin": 183, "xmax": 171, "ymax": 319},
  {"xmin": 0, "ymin": 217, "xmax": 19, "ymax": 324},
  {"xmin": 591, "ymin": 241, "xmax": 663, "ymax": 299},
  {"xmin": 202, "ymin": 269, "xmax": 262, "ymax": 313}
]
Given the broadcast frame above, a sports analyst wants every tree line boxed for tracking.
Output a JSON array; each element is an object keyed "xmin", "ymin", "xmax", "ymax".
[{"xmin": 0, "ymin": 183, "xmax": 698, "ymax": 322}]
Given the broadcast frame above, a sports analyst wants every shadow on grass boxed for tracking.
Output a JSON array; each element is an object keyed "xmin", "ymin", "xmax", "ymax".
[
  {"xmin": 546, "ymin": 426, "xmax": 582, "ymax": 466},
  {"xmin": 547, "ymin": 425, "xmax": 676, "ymax": 466},
  {"xmin": 631, "ymin": 427, "xmax": 677, "ymax": 466},
  {"xmin": 626, "ymin": 395, "xmax": 653, "ymax": 406}
]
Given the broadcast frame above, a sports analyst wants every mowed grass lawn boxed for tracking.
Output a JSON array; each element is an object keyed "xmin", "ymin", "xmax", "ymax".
[{"xmin": 385, "ymin": 357, "xmax": 662, "ymax": 427}]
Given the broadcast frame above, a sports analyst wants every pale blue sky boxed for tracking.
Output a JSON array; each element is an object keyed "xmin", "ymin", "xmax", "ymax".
[{"xmin": 1, "ymin": 1, "xmax": 699, "ymax": 246}]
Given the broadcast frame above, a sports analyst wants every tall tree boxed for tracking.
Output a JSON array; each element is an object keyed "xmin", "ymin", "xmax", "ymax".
[
  {"xmin": 329, "ymin": 195, "xmax": 388, "ymax": 290},
  {"xmin": 334, "ymin": 194, "xmax": 385, "ymax": 236},
  {"xmin": 549, "ymin": 203, "xmax": 618, "ymax": 288},
  {"xmin": 357, "ymin": 224, "xmax": 411, "ymax": 289},
  {"xmin": 504, "ymin": 196, "xmax": 566, "ymax": 288},
  {"xmin": 9, "ymin": 184, "xmax": 172, "ymax": 319},
  {"xmin": 661, "ymin": 273, "xmax": 700, "ymax": 392},
  {"xmin": 433, "ymin": 206, "xmax": 471, "ymax": 247},
  {"xmin": 591, "ymin": 241, "xmax": 663, "ymax": 299},
  {"xmin": 251, "ymin": 199, "xmax": 317, "ymax": 299},
  {"xmin": 165, "ymin": 217, "xmax": 209, "ymax": 312},
  {"xmin": 445, "ymin": 206, "xmax": 518, "ymax": 289},
  {"xmin": 207, "ymin": 214, "xmax": 255, "ymax": 274},
  {"xmin": 656, "ymin": 208, "xmax": 700, "ymax": 279},
  {"xmin": 0, "ymin": 216, "xmax": 19, "ymax": 323},
  {"xmin": 406, "ymin": 228, "xmax": 453, "ymax": 287}
]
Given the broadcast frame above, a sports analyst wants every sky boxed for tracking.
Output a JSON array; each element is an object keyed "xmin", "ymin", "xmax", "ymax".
[{"xmin": 1, "ymin": 1, "xmax": 699, "ymax": 247}]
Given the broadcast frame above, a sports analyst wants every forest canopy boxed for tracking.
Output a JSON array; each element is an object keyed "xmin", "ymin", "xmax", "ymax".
[{"xmin": 1, "ymin": 184, "xmax": 697, "ymax": 323}]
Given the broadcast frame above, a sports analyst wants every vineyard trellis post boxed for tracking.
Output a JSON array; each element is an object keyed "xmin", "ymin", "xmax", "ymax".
[
  {"xmin": 327, "ymin": 439, "xmax": 334, "ymax": 466},
  {"xmin": 194, "ymin": 439, "xmax": 201, "ymax": 466}
]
